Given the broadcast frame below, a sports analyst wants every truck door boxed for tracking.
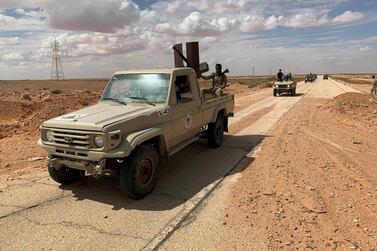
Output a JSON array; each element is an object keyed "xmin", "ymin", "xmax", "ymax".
[{"xmin": 170, "ymin": 74, "xmax": 202, "ymax": 147}]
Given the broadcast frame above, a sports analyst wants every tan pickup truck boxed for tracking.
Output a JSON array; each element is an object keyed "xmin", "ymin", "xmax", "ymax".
[{"xmin": 38, "ymin": 67, "xmax": 234, "ymax": 199}]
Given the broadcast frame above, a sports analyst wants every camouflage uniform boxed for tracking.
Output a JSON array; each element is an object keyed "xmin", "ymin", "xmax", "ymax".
[
  {"xmin": 202, "ymin": 72, "xmax": 228, "ymax": 96},
  {"xmin": 371, "ymin": 78, "xmax": 377, "ymax": 96}
]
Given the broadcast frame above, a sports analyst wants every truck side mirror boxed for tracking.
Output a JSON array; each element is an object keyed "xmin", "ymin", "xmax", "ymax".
[
  {"xmin": 223, "ymin": 69, "xmax": 229, "ymax": 74},
  {"xmin": 200, "ymin": 62, "xmax": 209, "ymax": 74}
]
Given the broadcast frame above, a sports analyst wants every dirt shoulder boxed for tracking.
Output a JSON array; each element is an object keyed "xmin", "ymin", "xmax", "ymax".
[
  {"xmin": 0, "ymin": 79, "xmax": 107, "ymax": 93},
  {"xmin": 331, "ymin": 75, "xmax": 374, "ymax": 94},
  {"xmin": 225, "ymin": 93, "xmax": 377, "ymax": 250}
]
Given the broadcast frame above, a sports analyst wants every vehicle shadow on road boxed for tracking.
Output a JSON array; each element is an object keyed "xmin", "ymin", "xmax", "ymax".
[
  {"xmin": 276, "ymin": 93, "xmax": 305, "ymax": 97},
  {"xmin": 66, "ymin": 134, "xmax": 266, "ymax": 211}
]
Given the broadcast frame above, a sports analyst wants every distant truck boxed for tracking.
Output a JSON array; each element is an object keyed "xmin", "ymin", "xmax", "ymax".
[
  {"xmin": 38, "ymin": 68, "xmax": 234, "ymax": 199},
  {"xmin": 323, "ymin": 74, "xmax": 329, "ymax": 80},
  {"xmin": 273, "ymin": 75, "xmax": 297, "ymax": 96},
  {"xmin": 305, "ymin": 73, "xmax": 316, "ymax": 83}
]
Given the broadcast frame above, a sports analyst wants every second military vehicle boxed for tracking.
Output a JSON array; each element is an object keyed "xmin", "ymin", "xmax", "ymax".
[{"xmin": 273, "ymin": 75, "xmax": 297, "ymax": 96}]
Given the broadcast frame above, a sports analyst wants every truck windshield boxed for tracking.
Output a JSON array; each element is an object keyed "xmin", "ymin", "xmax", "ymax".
[{"xmin": 101, "ymin": 74, "xmax": 171, "ymax": 104}]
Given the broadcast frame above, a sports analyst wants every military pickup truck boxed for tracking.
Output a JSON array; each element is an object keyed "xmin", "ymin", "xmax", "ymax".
[
  {"xmin": 38, "ymin": 68, "xmax": 234, "ymax": 199},
  {"xmin": 305, "ymin": 73, "xmax": 316, "ymax": 83},
  {"xmin": 273, "ymin": 80, "xmax": 297, "ymax": 96}
]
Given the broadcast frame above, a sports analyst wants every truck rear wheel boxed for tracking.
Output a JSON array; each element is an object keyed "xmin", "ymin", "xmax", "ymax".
[
  {"xmin": 120, "ymin": 144, "xmax": 160, "ymax": 199},
  {"xmin": 48, "ymin": 164, "xmax": 81, "ymax": 184},
  {"xmin": 207, "ymin": 113, "xmax": 224, "ymax": 148}
]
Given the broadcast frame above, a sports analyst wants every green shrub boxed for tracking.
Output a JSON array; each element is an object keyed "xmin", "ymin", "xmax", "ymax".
[
  {"xmin": 80, "ymin": 99, "xmax": 89, "ymax": 106},
  {"xmin": 50, "ymin": 89, "xmax": 62, "ymax": 94}
]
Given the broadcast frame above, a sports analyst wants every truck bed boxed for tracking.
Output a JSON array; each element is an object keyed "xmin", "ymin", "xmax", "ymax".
[{"xmin": 201, "ymin": 92, "xmax": 234, "ymax": 125}]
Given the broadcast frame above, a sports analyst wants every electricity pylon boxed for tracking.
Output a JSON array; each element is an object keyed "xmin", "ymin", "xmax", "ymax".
[{"xmin": 50, "ymin": 38, "xmax": 64, "ymax": 80}]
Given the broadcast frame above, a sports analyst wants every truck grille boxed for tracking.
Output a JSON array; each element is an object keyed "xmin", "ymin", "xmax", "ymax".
[
  {"xmin": 51, "ymin": 130, "xmax": 90, "ymax": 148},
  {"xmin": 278, "ymin": 85, "xmax": 288, "ymax": 88}
]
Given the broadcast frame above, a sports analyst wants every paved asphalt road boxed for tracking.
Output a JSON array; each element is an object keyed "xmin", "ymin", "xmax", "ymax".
[{"xmin": 0, "ymin": 77, "xmax": 359, "ymax": 250}]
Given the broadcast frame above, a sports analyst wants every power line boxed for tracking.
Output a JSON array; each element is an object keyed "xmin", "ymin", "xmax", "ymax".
[{"xmin": 50, "ymin": 38, "xmax": 64, "ymax": 80}]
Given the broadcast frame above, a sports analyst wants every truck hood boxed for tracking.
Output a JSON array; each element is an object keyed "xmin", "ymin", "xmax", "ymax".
[
  {"xmin": 275, "ymin": 80, "xmax": 295, "ymax": 85},
  {"xmin": 42, "ymin": 101, "xmax": 159, "ymax": 131}
]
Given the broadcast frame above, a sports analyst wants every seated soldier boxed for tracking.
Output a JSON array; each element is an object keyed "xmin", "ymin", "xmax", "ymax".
[{"xmin": 201, "ymin": 64, "xmax": 227, "ymax": 97}]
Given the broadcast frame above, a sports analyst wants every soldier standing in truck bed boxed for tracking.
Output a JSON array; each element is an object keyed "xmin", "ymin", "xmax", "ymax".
[
  {"xmin": 277, "ymin": 69, "xmax": 284, "ymax": 82},
  {"xmin": 201, "ymin": 64, "xmax": 228, "ymax": 96}
]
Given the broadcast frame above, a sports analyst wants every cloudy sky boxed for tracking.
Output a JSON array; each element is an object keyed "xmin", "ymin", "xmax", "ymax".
[{"xmin": 0, "ymin": 0, "xmax": 376, "ymax": 79}]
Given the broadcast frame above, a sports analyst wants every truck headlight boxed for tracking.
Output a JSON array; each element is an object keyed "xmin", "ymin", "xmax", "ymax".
[
  {"xmin": 45, "ymin": 130, "xmax": 54, "ymax": 142},
  {"xmin": 94, "ymin": 135, "xmax": 104, "ymax": 148},
  {"xmin": 287, "ymin": 85, "xmax": 290, "ymax": 88}
]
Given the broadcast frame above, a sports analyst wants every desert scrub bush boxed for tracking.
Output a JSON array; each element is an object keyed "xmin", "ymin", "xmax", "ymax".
[
  {"xmin": 50, "ymin": 89, "xmax": 63, "ymax": 94},
  {"xmin": 80, "ymin": 99, "xmax": 89, "ymax": 106}
]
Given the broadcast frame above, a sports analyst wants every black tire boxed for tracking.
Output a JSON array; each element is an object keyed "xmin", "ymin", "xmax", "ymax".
[
  {"xmin": 293, "ymin": 89, "xmax": 296, "ymax": 96},
  {"xmin": 48, "ymin": 164, "xmax": 81, "ymax": 185},
  {"xmin": 273, "ymin": 90, "xmax": 277, "ymax": 97},
  {"xmin": 120, "ymin": 144, "xmax": 160, "ymax": 199},
  {"xmin": 207, "ymin": 112, "xmax": 224, "ymax": 148}
]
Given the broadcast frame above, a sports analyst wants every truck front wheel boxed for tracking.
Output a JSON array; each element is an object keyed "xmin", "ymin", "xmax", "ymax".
[
  {"xmin": 48, "ymin": 164, "xmax": 81, "ymax": 184},
  {"xmin": 120, "ymin": 144, "xmax": 160, "ymax": 199},
  {"xmin": 207, "ymin": 113, "xmax": 224, "ymax": 148},
  {"xmin": 273, "ymin": 89, "xmax": 277, "ymax": 97}
]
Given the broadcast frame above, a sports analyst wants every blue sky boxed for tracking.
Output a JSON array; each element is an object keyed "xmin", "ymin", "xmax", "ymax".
[{"xmin": 0, "ymin": 0, "xmax": 376, "ymax": 79}]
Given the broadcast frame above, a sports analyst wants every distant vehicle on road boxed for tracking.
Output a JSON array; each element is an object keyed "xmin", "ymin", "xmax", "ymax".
[
  {"xmin": 323, "ymin": 74, "xmax": 329, "ymax": 80},
  {"xmin": 305, "ymin": 73, "xmax": 316, "ymax": 83}
]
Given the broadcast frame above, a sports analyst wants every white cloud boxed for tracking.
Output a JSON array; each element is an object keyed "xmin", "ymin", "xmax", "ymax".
[
  {"xmin": 332, "ymin": 11, "xmax": 364, "ymax": 24},
  {"xmin": 2, "ymin": 53, "xmax": 24, "ymax": 62},
  {"xmin": 38, "ymin": 32, "xmax": 147, "ymax": 58},
  {"xmin": 240, "ymin": 15, "xmax": 282, "ymax": 32},
  {"xmin": 0, "ymin": 12, "xmax": 45, "ymax": 31},
  {"xmin": 284, "ymin": 13, "xmax": 329, "ymax": 28},
  {"xmin": 366, "ymin": 36, "xmax": 377, "ymax": 42},
  {"xmin": 156, "ymin": 12, "xmax": 223, "ymax": 36},
  {"xmin": 44, "ymin": 0, "xmax": 140, "ymax": 33},
  {"xmin": 0, "ymin": 37, "xmax": 21, "ymax": 45},
  {"xmin": 0, "ymin": 0, "xmax": 41, "ymax": 9}
]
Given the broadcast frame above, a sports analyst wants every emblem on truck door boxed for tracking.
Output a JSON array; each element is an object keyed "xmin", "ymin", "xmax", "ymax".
[{"xmin": 184, "ymin": 114, "xmax": 192, "ymax": 128}]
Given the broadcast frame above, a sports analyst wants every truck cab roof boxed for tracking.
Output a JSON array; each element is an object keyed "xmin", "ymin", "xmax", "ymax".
[{"xmin": 114, "ymin": 68, "xmax": 195, "ymax": 75}]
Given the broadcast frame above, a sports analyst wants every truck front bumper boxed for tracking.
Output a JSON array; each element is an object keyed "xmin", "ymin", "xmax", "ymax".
[
  {"xmin": 38, "ymin": 139, "xmax": 130, "ymax": 162},
  {"xmin": 48, "ymin": 156, "xmax": 106, "ymax": 176},
  {"xmin": 274, "ymin": 88, "xmax": 294, "ymax": 92}
]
